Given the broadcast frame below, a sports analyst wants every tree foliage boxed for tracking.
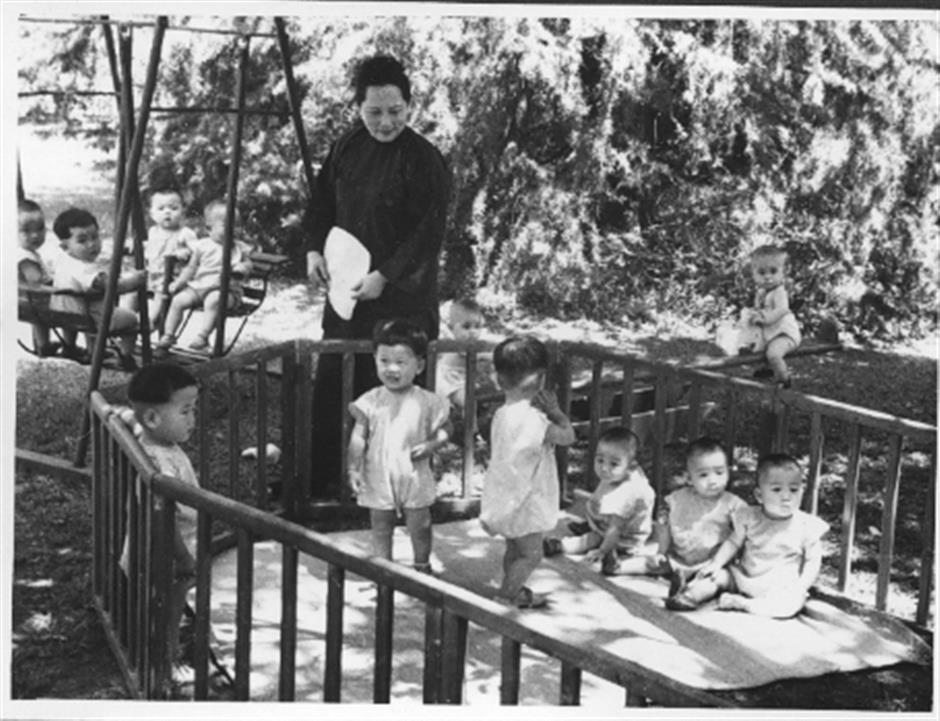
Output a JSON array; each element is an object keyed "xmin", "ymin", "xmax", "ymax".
[{"xmin": 17, "ymin": 14, "xmax": 939, "ymax": 340}]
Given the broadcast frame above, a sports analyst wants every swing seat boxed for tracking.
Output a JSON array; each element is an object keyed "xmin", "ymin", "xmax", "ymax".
[
  {"xmin": 18, "ymin": 282, "xmax": 134, "ymax": 368},
  {"xmin": 163, "ymin": 251, "xmax": 288, "ymax": 357}
]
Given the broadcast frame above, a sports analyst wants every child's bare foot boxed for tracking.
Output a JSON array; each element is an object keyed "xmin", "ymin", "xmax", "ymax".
[{"xmin": 717, "ymin": 592, "xmax": 750, "ymax": 612}]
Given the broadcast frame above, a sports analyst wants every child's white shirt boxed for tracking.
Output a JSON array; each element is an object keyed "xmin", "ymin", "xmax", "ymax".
[
  {"xmin": 480, "ymin": 398, "xmax": 559, "ymax": 538},
  {"xmin": 586, "ymin": 468, "xmax": 655, "ymax": 552},
  {"xmin": 49, "ymin": 252, "xmax": 108, "ymax": 313}
]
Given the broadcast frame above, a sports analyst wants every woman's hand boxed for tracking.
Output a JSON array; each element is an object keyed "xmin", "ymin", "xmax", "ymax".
[
  {"xmin": 351, "ymin": 270, "xmax": 388, "ymax": 301},
  {"xmin": 307, "ymin": 250, "xmax": 330, "ymax": 291}
]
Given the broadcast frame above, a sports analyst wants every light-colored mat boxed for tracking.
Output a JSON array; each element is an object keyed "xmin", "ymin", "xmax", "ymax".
[{"xmin": 207, "ymin": 520, "xmax": 931, "ymax": 702}]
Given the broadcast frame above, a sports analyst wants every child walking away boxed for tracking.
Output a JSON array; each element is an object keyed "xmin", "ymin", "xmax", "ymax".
[
  {"xmin": 480, "ymin": 336, "xmax": 575, "ymax": 608},
  {"xmin": 543, "ymin": 427, "xmax": 661, "ymax": 577},
  {"xmin": 660, "ymin": 437, "xmax": 747, "ymax": 610},
  {"xmin": 668, "ymin": 453, "xmax": 829, "ymax": 618},
  {"xmin": 742, "ymin": 244, "xmax": 802, "ymax": 387},
  {"xmin": 155, "ymin": 199, "xmax": 253, "ymax": 356},
  {"xmin": 17, "ymin": 198, "xmax": 59, "ymax": 357},
  {"xmin": 347, "ymin": 319, "xmax": 451, "ymax": 572},
  {"xmin": 145, "ymin": 185, "xmax": 196, "ymax": 329},
  {"xmin": 119, "ymin": 363, "xmax": 232, "ymax": 697},
  {"xmin": 50, "ymin": 207, "xmax": 144, "ymax": 370}
]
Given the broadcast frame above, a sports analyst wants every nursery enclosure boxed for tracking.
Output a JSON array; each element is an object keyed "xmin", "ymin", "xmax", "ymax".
[
  {"xmin": 10, "ymin": 4, "xmax": 938, "ymax": 712},
  {"xmin": 87, "ymin": 337, "xmax": 934, "ymax": 704}
]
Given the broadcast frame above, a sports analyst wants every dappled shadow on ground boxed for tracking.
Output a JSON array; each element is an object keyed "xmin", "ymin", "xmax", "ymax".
[{"xmin": 207, "ymin": 520, "xmax": 931, "ymax": 709}]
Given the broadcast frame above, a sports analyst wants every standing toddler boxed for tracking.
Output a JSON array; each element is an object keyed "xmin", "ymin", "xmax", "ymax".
[
  {"xmin": 347, "ymin": 319, "xmax": 451, "ymax": 572},
  {"xmin": 543, "ymin": 427, "xmax": 659, "ymax": 577},
  {"xmin": 673, "ymin": 453, "xmax": 828, "ymax": 618},
  {"xmin": 480, "ymin": 335, "xmax": 575, "ymax": 608}
]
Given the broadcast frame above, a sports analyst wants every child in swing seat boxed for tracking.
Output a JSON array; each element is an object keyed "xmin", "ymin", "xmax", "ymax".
[
  {"xmin": 50, "ymin": 207, "xmax": 145, "ymax": 371},
  {"xmin": 155, "ymin": 199, "xmax": 253, "ymax": 356},
  {"xmin": 347, "ymin": 319, "xmax": 452, "ymax": 572},
  {"xmin": 145, "ymin": 185, "xmax": 197, "ymax": 328},
  {"xmin": 18, "ymin": 198, "xmax": 59, "ymax": 357},
  {"xmin": 480, "ymin": 335, "xmax": 576, "ymax": 608},
  {"xmin": 668, "ymin": 453, "xmax": 829, "ymax": 618},
  {"xmin": 658, "ymin": 437, "xmax": 748, "ymax": 610},
  {"xmin": 542, "ymin": 427, "xmax": 662, "ymax": 577},
  {"xmin": 741, "ymin": 244, "xmax": 802, "ymax": 388}
]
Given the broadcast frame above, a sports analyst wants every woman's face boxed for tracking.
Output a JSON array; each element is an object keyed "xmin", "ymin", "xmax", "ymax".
[{"xmin": 359, "ymin": 84, "xmax": 409, "ymax": 143}]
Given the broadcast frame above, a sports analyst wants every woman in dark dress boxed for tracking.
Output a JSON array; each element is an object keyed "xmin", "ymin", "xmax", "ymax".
[{"xmin": 305, "ymin": 55, "xmax": 450, "ymax": 499}]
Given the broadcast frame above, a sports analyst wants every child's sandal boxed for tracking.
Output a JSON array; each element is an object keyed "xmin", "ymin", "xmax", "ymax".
[{"xmin": 513, "ymin": 586, "xmax": 549, "ymax": 609}]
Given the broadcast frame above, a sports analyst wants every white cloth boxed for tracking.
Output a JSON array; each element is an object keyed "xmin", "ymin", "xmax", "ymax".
[
  {"xmin": 753, "ymin": 285, "xmax": 801, "ymax": 348},
  {"xmin": 349, "ymin": 385, "xmax": 450, "ymax": 512},
  {"xmin": 324, "ymin": 226, "xmax": 370, "ymax": 320},
  {"xmin": 480, "ymin": 399, "xmax": 559, "ymax": 538}
]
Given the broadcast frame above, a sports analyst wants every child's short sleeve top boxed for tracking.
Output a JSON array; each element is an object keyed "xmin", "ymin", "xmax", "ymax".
[
  {"xmin": 727, "ymin": 506, "xmax": 829, "ymax": 598},
  {"xmin": 146, "ymin": 225, "xmax": 197, "ymax": 290},
  {"xmin": 586, "ymin": 468, "xmax": 655, "ymax": 550},
  {"xmin": 138, "ymin": 438, "xmax": 201, "ymax": 559},
  {"xmin": 17, "ymin": 247, "xmax": 52, "ymax": 285},
  {"xmin": 480, "ymin": 399, "xmax": 559, "ymax": 538},
  {"xmin": 186, "ymin": 238, "xmax": 251, "ymax": 293},
  {"xmin": 660, "ymin": 487, "xmax": 747, "ymax": 569},
  {"xmin": 49, "ymin": 253, "xmax": 107, "ymax": 314},
  {"xmin": 349, "ymin": 385, "xmax": 450, "ymax": 512}
]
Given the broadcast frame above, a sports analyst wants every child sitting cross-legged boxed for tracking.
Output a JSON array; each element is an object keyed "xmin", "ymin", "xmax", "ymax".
[
  {"xmin": 668, "ymin": 452, "xmax": 829, "ymax": 618},
  {"xmin": 347, "ymin": 319, "xmax": 452, "ymax": 572},
  {"xmin": 480, "ymin": 335, "xmax": 576, "ymax": 608},
  {"xmin": 543, "ymin": 427, "xmax": 663, "ymax": 577},
  {"xmin": 156, "ymin": 199, "xmax": 252, "ymax": 355},
  {"xmin": 659, "ymin": 437, "xmax": 748, "ymax": 610}
]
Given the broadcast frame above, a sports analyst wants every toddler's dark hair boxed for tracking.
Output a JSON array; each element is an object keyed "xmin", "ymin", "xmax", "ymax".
[
  {"xmin": 53, "ymin": 207, "xmax": 98, "ymax": 240},
  {"xmin": 148, "ymin": 184, "xmax": 183, "ymax": 202},
  {"xmin": 493, "ymin": 335, "xmax": 549, "ymax": 389},
  {"xmin": 372, "ymin": 318, "xmax": 428, "ymax": 357},
  {"xmin": 18, "ymin": 198, "xmax": 43, "ymax": 214},
  {"xmin": 353, "ymin": 55, "xmax": 411, "ymax": 104},
  {"xmin": 756, "ymin": 452, "xmax": 803, "ymax": 481},
  {"xmin": 598, "ymin": 426, "xmax": 640, "ymax": 460},
  {"xmin": 128, "ymin": 363, "xmax": 198, "ymax": 406},
  {"xmin": 685, "ymin": 436, "xmax": 728, "ymax": 464}
]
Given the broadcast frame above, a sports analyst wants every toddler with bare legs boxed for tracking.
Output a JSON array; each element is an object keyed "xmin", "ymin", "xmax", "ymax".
[
  {"xmin": 480, "ymin": 336, "xmax": 575, "ymax": 608},
  {"xmin": 669, "ymin": 453, "xmax": 828, "ymax": 618}
]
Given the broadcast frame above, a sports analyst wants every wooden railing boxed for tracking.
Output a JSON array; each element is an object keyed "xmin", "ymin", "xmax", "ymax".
[
  {"xmin": 90, "ymin": 337, "xmax": 935, "ymax": 701},
  {"xmin": 554, "ymin": 341, "xmax": 936, "ymax": 627},
  {"xmin": 88, "ymin": 388, "xmax": 730, "ymax": 705}
]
